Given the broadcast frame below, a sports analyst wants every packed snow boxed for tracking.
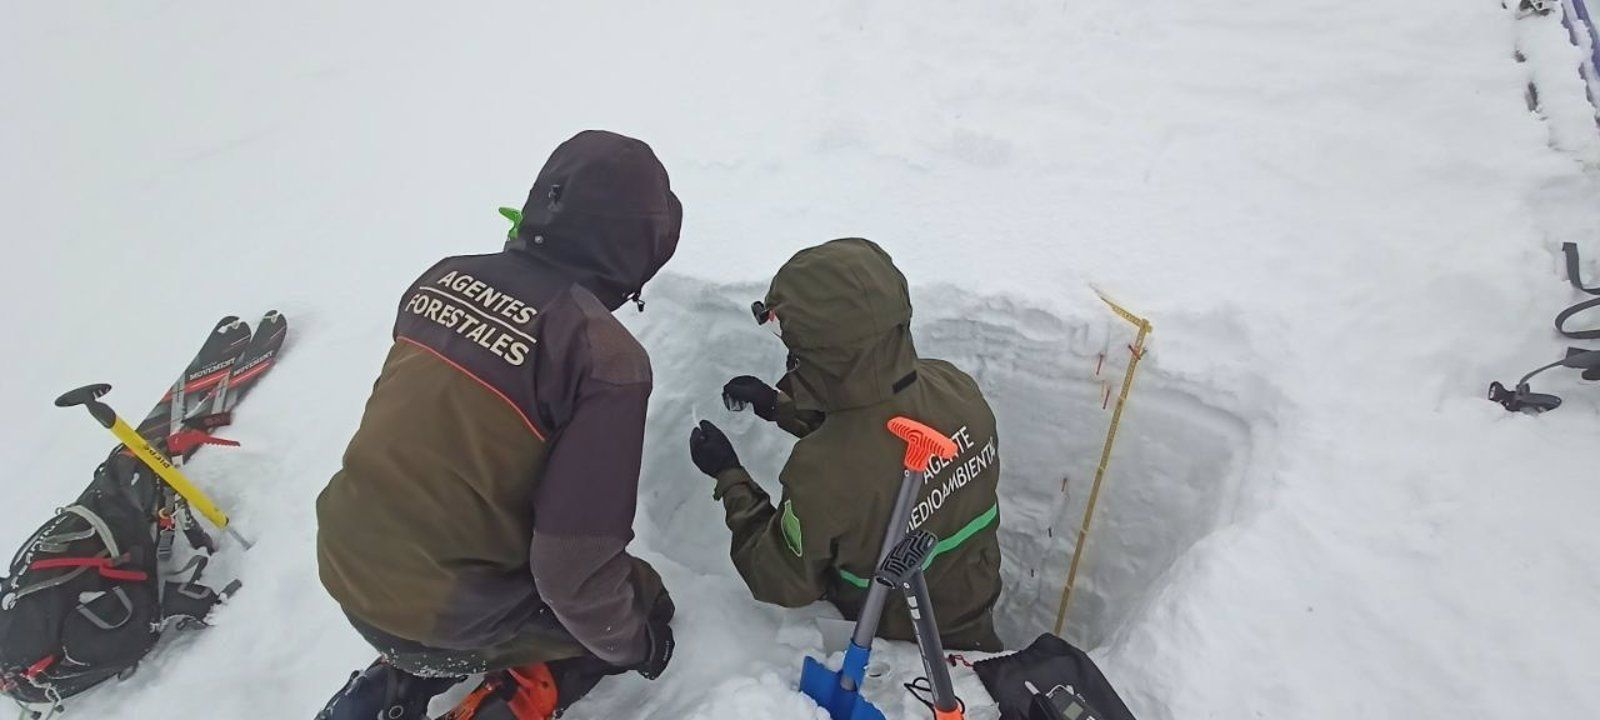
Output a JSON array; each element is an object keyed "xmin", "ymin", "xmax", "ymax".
[{"xmin": 4, "ymin": 1, "xmax": 1599, "ymax": 718}]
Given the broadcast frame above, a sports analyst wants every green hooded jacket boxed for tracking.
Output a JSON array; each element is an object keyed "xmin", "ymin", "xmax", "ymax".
[{"xmin": 715, "ymin": 238, "xmax": 1004, "ymax": 651}]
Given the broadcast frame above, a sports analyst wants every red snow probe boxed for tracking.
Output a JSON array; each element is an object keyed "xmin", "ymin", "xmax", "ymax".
[{"xmin": 799, "ymin": 417, "xmax": 958, "ymax": 720}]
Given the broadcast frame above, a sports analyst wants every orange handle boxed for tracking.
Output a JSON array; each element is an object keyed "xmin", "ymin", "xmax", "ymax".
[{"xmin": 887, "ymin": 416, "xmax": 958, "ymax": 473}]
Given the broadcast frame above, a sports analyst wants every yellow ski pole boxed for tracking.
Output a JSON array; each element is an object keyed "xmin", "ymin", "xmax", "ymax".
[{"xmin": 55, "ymin": 384, "xmax": 253, "ymax": 549}]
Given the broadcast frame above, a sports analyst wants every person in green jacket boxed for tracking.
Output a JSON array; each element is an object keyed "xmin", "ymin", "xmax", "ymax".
[{"xmin": 688, "ymin": 238, "xmax": 1005, "ymax": 651}]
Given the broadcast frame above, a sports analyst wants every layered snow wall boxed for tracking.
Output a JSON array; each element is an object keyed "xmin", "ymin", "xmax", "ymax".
[{"xmin": 626, "ymin": 275, "xmax": 1267, "ymax": 650}]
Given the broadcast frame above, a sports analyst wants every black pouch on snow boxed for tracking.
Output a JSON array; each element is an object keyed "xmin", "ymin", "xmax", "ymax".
[
  {"xmin": 0, "ymin": 452, "xmax": 236, "ymax": 707},
  {"xmin": 973, "ymin": 633, "xmax": 1137, "ymax": 720}
]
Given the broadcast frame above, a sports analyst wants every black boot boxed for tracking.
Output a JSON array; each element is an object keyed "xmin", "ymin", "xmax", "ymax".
[{"xmin": 315, "ymin": 658, "xmax": 462, "ymax": 719}]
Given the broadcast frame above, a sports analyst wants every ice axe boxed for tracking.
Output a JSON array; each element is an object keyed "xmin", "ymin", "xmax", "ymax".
[
  {"xmin": 55, "ymin": 383, "xmax": 254, "ymax": 549},
  {"xmin": 799, "ymin": 416, "xmax": 958, "ymax": 720}
]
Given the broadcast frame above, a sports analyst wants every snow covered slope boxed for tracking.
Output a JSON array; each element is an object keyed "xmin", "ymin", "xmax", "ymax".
[{"xmin": 3, "ymin": 1, "xmax": 1599, "ymax": 718}]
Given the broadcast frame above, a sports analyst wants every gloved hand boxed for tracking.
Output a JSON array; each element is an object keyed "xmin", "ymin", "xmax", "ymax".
[
  {"xmin": 634, "ymin": 616, "xmax": 674, "ymax": 680},
  {"xmin": 689, "ymin": 420, "xmax": 742, "ymax": 478},
  {"xmin": 722, "ymin": 376, "xmax": 779, "ymax": 421}
]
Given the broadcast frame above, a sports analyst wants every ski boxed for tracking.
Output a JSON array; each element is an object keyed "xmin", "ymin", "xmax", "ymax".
[
  {"xmin": 134, "ymin": 316, "xmax": 251, "ymax": 452},
  {"xmin": 214, "ymin": 310, "xmax": 287, "ymax": 415},
  {"xmin": 130, "ymin": 311, "xmax": 290, "ymax": 460},
  {"xmin": 170, "ymin": 311, "xmax": 291, "ymax": 459},
  {"xmin": 128, "ymin": 312, "xmax": 288, "ymax": 555}
]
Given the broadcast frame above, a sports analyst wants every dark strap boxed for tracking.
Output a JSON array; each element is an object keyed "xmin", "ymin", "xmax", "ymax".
[
  {"xmin": 75, "ymin": 587, "xmax": 135, "ymax": 630},
  {"xmin": 1563, "ymin": 243, "xmax": 1600, "ymax": 295},
  {"xmin": 1556, "ymin": 298, "xmax": 1600, "ymax": 340},
  {"xmin": 1558, "ymin": 243, "xmax": 1600, "ymax": 339},
  {"xmin": 160, "ymin": 554, "xmax": 240, "ymax": 623}
]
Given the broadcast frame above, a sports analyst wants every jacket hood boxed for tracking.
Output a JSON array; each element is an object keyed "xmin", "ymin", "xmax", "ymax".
[
  {"xmin": 765, "ymin": 238, "xmax": 918, "ymax": 411},
  {"xmin": 506, "ymin": 130, "xmax": 682, "ymax": 310}
]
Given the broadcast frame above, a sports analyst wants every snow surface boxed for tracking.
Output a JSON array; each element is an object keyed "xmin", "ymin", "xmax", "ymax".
[{"xmin": 4, "ymin": 1, "xmax": 1600, "ymax": 718}]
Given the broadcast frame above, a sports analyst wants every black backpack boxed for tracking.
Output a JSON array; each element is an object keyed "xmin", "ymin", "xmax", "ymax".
[
  {"xmin": 973, "ymin": 633, "xmax": 1138, "ymax": 720},
  {"xmin": 0, "ymin": 451, "xmax": 237, "ymax": 711}
]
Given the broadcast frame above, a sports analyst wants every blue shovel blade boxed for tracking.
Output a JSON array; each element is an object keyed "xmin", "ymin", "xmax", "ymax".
[
  {"xmin": 799, "ymin": 655, "xmax": 840, "ymax": 706},
  {"xmin": 848, "ymin": 697, "xmax": 888, "ymax": 720},
  {"xmin": 799, "ymin": 655, "xmax": 886, "ymax": 720}
]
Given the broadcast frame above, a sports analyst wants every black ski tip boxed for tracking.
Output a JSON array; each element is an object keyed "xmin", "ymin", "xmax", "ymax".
[{"xmin": 55, "ymin": 383, "xmax": 112, "ymax": 408}]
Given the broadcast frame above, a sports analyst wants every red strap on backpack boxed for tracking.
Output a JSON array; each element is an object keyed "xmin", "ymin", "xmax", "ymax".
[
  {"xmin": 30, "ymin": 557, "xmax": 148, "ymax": 583},
  {"xmin": 23, "ymin": 655, "xmax": 56, "ymax": 679}
]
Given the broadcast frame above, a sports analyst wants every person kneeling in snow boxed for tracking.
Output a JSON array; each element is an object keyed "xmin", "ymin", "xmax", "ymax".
[
  {"xmin": 314, "ymin": 130, "xmax": 680, "ymax": 720},
  {"xmin": 689, "ymin": 238, "xmax": 1005, "ymax": 651}
]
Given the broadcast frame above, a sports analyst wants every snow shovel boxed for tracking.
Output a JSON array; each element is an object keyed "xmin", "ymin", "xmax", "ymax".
[{"xmin": 800, "ymin": 416, "xmax": 958, "ymax": 720}]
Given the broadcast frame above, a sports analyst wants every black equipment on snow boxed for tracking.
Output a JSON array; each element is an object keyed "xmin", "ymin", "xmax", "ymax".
[
  {"xmin": 972, "ymin": 634, "xmax": 1137, "ymax": 720},
  {"xmin": 0, "ymin": 313, "xmax": 285, "ymax": 715},
  {"xmin": 1484, "ymin": 241, "xmax": 1600, "ymax": 409},
  {"xmin": 1488, "ymin": 243, "xmax": 1600, "ymax": 413},
  {"xmin": 1488, "ymin": 348, "xmax": 1600, "ymax": 413}
]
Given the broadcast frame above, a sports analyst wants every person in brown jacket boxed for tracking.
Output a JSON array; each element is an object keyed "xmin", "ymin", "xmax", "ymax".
[
  {"xmin": 688, "ymin": 238, "xmax": 1005, "ymax": 652},
  {"xmin": 314, "ymin": 130, "xmax": 680, "ymax": 720}
]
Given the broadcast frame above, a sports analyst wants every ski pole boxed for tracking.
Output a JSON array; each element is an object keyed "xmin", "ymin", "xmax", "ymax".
[{"xmin": 55, "ymin": 384, "xmax": 254, "ymax": 549}]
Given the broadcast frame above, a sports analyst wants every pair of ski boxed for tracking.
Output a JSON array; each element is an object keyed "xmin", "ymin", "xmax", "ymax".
[
  {"xmin": 125, "ymin": 312, "xmax": 286, "ymax": 557},
  {"xmin": 133, "ymin": 311, "xmax": 288, "ymax": 462}
]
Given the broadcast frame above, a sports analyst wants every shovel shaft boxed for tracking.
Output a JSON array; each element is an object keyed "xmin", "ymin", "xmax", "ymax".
[{"xmin": 851, "ymin": 468, "xmax": 923, "ymax": 649}]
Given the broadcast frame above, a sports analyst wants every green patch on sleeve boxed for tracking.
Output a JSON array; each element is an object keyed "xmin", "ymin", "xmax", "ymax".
[{"xmin": 781, "ymin": 500, "xmax": 804, "ymax": 557}]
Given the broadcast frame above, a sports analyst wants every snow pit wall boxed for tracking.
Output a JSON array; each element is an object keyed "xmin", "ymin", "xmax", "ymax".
[{"xmin": 625, "ymin": 274, "xmax": 1261, "ymax": 649}]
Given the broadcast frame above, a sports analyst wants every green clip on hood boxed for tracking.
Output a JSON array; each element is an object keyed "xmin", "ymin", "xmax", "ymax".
[
  {"xmin": 765, "ymin": 238, "xmax": 918, "ymax": 412},
  {"xmin": 506, "ymin": 130, "xmax": 682, "ymax": 311}
]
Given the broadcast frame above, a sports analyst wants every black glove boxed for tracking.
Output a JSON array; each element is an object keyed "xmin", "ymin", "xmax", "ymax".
[
  {"xmin": 722, "ymin": 376, "xmax": 780, "ymax": 421},
  {"xmin": 634, "ymin": 616, "xmax": 674, "ymax": 680},
  {"xmin": 689, "ymin": 420, "xmax": 741, "ymax": 477}
]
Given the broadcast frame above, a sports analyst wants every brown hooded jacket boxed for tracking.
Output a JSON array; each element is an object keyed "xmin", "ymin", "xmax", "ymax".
[{"xmin": 317, "ymin": 130, "xmax": 680, "ymax": 668}]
